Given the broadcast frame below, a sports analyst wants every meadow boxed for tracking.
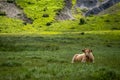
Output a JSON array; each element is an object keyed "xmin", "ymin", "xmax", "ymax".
[
  {"xmin": 0, "ymin": 31, "xmax": 120, "ymax": 80},
  {"xmin": 0, "ymin": 1, "xmax": 120, "ymax": 80}
]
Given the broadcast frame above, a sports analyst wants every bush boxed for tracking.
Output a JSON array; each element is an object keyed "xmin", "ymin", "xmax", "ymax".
[
  {"xmin": 111, "ymin": 28, "xmax": 119, "ymax": 30},
  {"xmin": 46, "ymin": 22, "xmax": 52, "ymax": 26},
  {"xmin": 79, "ymin": 18, "xmax": 86, "ymax": 25},
  {"xmin": 0, "ymin": 11, "xmax": 6, "ymax": 16},
  {"xmin": 27, "ymin": 2, "xmax": 34, "ymax": 5},
  {"xmin": 106, "ymin": 44, "xmax": 112, "ymax": 47},
  {"xmin": 42, "ymin": 14, "xmax": 49, "ymax": 17},
  {"xmin": 81, "ymin": 32, "xmax": 85, "ymax": 35},
  {"xmin": 99, "ymin": 0, "xmax": 104, "ymax": 2},
  {"xmin": 104, "ymin": 19, "xmax": 110, "ymax": 22},
  {"xmin": 55, "ymin": 9, "xmax": 62, "ymax": 15},
  {"xmin": 81, "ymin": 8, "xmax": 88, "ymax": 13},
  {"xmin": 7, "ymin": 0, "xmax": 15, "ymax": 3}
]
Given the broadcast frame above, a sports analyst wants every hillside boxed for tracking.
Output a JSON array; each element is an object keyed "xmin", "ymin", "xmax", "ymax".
[
  {"xmin": 0, "ymin": 0, "xmax": 120, "ymax": 33},
  {"xmin": 0, "ymin": 0, "xmax": 64, "ymax": 32}
]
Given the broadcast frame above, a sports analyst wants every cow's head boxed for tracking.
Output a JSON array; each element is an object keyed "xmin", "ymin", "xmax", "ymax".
[{"xmin": 82, "ymin": 48, "xmax": 92, "ymax": 57}]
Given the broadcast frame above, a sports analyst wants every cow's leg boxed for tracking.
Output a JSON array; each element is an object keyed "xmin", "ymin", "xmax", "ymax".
[{"xmin": 81, "ymin": 57, "xmax": 86, "ymax": 63}]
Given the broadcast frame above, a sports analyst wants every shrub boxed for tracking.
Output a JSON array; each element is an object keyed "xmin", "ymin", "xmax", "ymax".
[
  {"xmin": 46, "ymin": 22, "xmax": 52, "ymax": 26},
  {"xmin": 99, "ymin": 0, "xmax": 104, "ymax": 2},
  {"xmin": 42, "ymin": 14, "xmax": 49, "ymax": 17},
  {"xmin": 27, "ymin": 2, "xmax": 34, "ymax": 5},
  {"xmin": 69, "ymin": 27, "xmax": 75, "ymax": 29},
  {"xmin": 111, "ymin": 28, "xmax": 119, "ymax": 30},
  {"xmin": 55, "ymin": 9, "xmax": 62, "ymax": 15},
  {"xmin": 79, "ymin": 18, "xmax": 86, "ymax": 25},
  {"xmin": 0, "ymin": 11, "xmax": 6, "ymax": 16},
  {"xmin": 7, "ymin": 0, "xmax": 15, "ymax": 3},
  {"xmin": 104, "ymin": 19, "xmax": 110, "ymax": 22},
  {"xmin": 106, "ymin": 44, "xmax": 112, "ymax": 47},
  {"xmin": 81, "ymin": 32, "xmax": 85, "ymax": 35},
  {"xmin": 43, "ymin": 7, "xmax": 48, "ymax": 11},
  {"xmin": 81, "ymin": 8, "xmax": 88, "ymax": 13},
  {"xmin": 114, "ymin": 20, "xmax": 119, "ymax": 22}
]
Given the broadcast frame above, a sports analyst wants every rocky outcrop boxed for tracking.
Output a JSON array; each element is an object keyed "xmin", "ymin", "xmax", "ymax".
[
  {"xmin": 76, "ymin": 0, "xmax": 120, "ymax": 16},
  {"xmin": 57, "ymin": 0, "xmax": 120, "ymax": 19},
  {"xmin": 76, "ymin": 0, "xmax": 99, "ymax": 9},
  {"xmin": 0, "ymin": 1, "xmax": 33, "ymax": 24},
  {"xmin": 55, "ymin": 0, "xmax": 74, "ymax": 20},
  {"xmin": 85, "ymin": 0, "xmax": 120, "ymax": 16}
]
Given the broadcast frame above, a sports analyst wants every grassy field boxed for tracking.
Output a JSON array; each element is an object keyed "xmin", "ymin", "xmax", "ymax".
[{"xmin": 0, "ymin": 31, "xmax": 120, "ymax": 80}]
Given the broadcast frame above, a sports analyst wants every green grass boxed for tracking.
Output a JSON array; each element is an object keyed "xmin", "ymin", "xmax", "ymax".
[
  {"xmin": 0, "ymin": 16, "xmax": 24, "ymax": 33},
  {"xmin": 0, "ymin": 31, "xmax": 120, "ymax": 80},
  {"xmin": 0, "ymin": 1, "xmax": 120, "ymax": 80}
]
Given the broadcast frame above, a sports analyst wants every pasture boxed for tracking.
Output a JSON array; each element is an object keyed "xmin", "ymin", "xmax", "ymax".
[{"xmin": 0, "ymin": 31, "xmax": 120, "ymax": 80}]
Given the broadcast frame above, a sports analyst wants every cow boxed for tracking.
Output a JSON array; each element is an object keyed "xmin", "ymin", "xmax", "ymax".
[{"xmin": 71, "ymin": 48, "xmax": 94, "ymax": 63}]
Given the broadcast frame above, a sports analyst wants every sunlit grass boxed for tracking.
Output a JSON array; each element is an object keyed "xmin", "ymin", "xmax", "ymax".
[{"xmin": 0, "ymin": 1, "xmax": 120, "ymax": 33}]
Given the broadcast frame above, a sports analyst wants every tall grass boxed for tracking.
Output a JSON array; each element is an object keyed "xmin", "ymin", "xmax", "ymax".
[{"xmin": 0, "ymin": 32, "xmax": 120, "ymax": 80}]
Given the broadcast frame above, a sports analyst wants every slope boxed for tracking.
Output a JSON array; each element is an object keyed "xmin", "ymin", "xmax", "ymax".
[{"xmin": 0, "ymin": 0, "xmax": 120, "ymax": 33}]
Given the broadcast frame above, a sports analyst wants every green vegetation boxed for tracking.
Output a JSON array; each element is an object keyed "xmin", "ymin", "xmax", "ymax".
[
  {"xmin": 98, "ymin": 0, "xmax": 104, "ymax": 2},
  {"xmin": 0, "ymin": 16, "xmax": 24, "ymax": 33},
  {"xmin": 0, "ymin": 0, "xmax": 64, "ymax": 33},
  {"xmin": 16, "ymin": 0, "xmax": 64, "ymax": 31},
  {"xmin": 0, "ymin": 11, "xmax": 6, "ymax": 16},
  {"xmin": 79, "ymin": 18, "xmax": 86, "ymax": 25},
  {"xmin": 0, "ymin": 1, "xmax": 120, "ymax": 32},
  {"xmin": 72, "ymin": 0, "xmax": 76, "ymax": 5},
  {"xmin": 0, "ymin": 0, "xmax": 120, "ymax": 80},
  {"xmin": 7, "ymin": 0, "xmax": 15, "ymax": 3},
  {"xmin": 0, "ymin": 31, "xmax": 120, "ymax": 80}
]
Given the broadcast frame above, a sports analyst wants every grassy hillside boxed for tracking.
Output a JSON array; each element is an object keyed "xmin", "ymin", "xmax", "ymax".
[
  {"xmin": 48, "ymin": 3, "xmax": 120, "ymax": 31},
  {"xmin": 16, "ymin": 0, "xmax": 64, "ymax": 29},
  {"xmin": 0, "ymin": 16, "xmax": 24, "ymax": 33},
  {"xmin": 0, "ymin": 0, "xmax": 64, "ymax": 33},
  {"xmin": 0, "ymin": 1, "xmax": 120, "ymax": 32}
]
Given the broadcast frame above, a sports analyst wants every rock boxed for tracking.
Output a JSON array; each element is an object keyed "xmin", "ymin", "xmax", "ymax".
[
  {"xmin": 84, "ymin": 0, "xmax": 120, "ymax": 16},
  {"xmin": 56, "ymin": 0, "xmax": 120, "ymax": 19},
  {"xmin": 55, "ymin": 0, "xmax": 74, "ymax": 20},
  {"xmin": 0, "ymin": 1, "xmax": 33, "ymax": 24},
  {"xmin": 76, "ymin": 0, "xmax": 120, "ymax": 16},
  {"xmin": 76, "ymin": 0, "xmax": 98, "ymax": 9}
]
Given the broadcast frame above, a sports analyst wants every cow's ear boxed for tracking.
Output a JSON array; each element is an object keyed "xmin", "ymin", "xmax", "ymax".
[{"xmin": 82, "ymin": 50, "xmax": 85, "ymax": 52}]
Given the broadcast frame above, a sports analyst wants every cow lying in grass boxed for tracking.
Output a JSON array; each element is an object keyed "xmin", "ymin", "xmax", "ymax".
[{"xmin": 71, "ymin": 48, "xmax": 94, "ymax": 63}]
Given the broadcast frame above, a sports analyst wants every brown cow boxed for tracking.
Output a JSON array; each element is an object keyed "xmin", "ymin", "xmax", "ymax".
[{"xmin": 71, "ymin": 48, "xmax": 94, "ymax": 63}]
